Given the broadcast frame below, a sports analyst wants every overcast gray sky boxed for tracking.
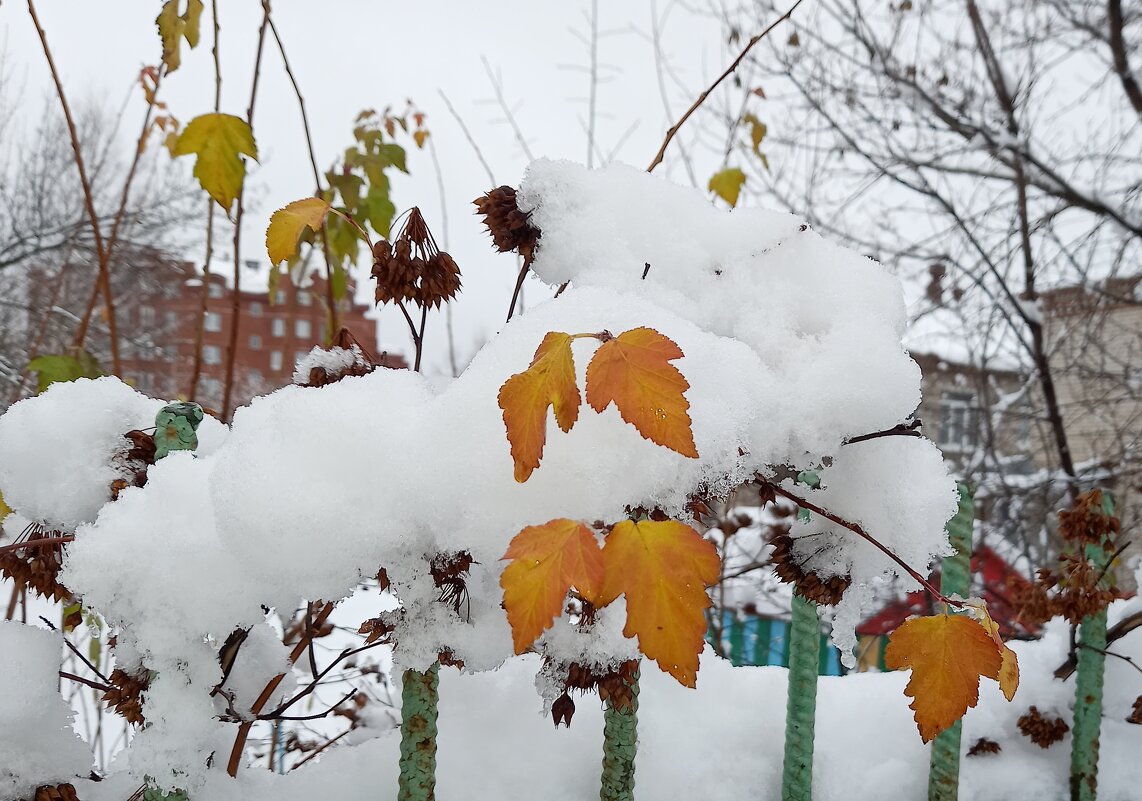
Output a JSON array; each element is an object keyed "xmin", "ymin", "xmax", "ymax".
[{"xmin": 1, "ymin": 1, "xmax": 735, "ymax": 374}]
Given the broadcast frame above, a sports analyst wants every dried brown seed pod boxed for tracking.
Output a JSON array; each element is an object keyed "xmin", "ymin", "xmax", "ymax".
[
  {"xmin": 1017, "ymin": 706, "xmax": 1069, "ymax": 748},
  {"xmin": 103, "ymin": 668, "xmax": 149, "ymax": 726},
  {"xmin": 966, "ymin": 737, "xmax": 1001, "ymax": 756},
  {"xmin": 473, "ymin": 185, "xmax": 539, "ymax": 261},
  {"xmin": 769, "ymin": 532, "xmax": 851, "ymax": 606}
]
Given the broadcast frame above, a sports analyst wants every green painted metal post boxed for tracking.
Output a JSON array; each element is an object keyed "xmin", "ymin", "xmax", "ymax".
[
  {"xmin": 729, "ymin": 616, "xmax": 746, "ymax": 666},
  {"xmin": 1070, "ymin": 493, "xmax": 1117, "ymax": 801},
  {"xmin": 928, "ymin": 483, "xmax": 975, "ymax": 801},
  {"xmin": 398, "ymin": 664, "xmax": 440, "ymax": 801},
  {"xmin": 146, "ymin": 404, "xmax": 203, "ymax": 800},
  {"xmin": 781, "ymin": 592, "xmax": 821, "ymax": 801},
  {"xmin": 600, "ymin": 668, "xmax": 640, "ymax": 801}
]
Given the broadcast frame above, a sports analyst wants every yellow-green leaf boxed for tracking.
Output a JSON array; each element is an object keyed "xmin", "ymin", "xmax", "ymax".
[
  {"xmin": 156, "ymin": 0, "xmax": 204, "ymax": 73},
  {"xmin": 742, "ymin": 113, "xmax": 767, "ymax": 156},
  {"xmin": 708, "ymin": 167, "xmax": 746, "ymax": 207},
  {"xmin": 173, "ymin": 113, "xmax": 257, "ymax": 214},
  {"xmin": 266, "ymin": 198, "xmax": 332, "ymax": 265}
]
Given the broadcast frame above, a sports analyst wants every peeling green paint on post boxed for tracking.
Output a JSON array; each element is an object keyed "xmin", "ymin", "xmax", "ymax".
[
  {"xmin": 1070, "ymin": 492, "xmax": 1116, "ymax": 801},
  {"xmin": 398, "ymin": 664, "xmax": 440, "ymax": 801},
  {"xmin": 600, "ymin": 669, "xmax": 639, "ymax": 801},
  {"xmin": 781, "ymin": 591, "xmax": 821, "ymax": 801},
  {"xmin": 928, "ymin": 483, "xmax": 975, "ymax": 801}
]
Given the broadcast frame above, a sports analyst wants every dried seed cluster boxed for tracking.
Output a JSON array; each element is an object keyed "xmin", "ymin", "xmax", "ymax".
[
  {"xmin": 0, "ymin": 526, "xmax": 70, "ymax": 603},
  {"xmin": 473, "ymin": 185, "xmax": 539, "ymax": 261},
  {"xmin": 370, "ymin": 208, "xmax": 460, "ymax": 308},
  {"xmin": 1017, "ymin": 705, "xmax": 1069, "ymax": 748},
  {"xmin": 31, "ymin": 784, "xmax": 80, "ymax": 801},
  {"xmin": 769, "ymin": 532, "xmax": 851, "ymax": 606},
  {"xmin": 103, "ymin": 668, "xmax": 149, "ymax": 726}
]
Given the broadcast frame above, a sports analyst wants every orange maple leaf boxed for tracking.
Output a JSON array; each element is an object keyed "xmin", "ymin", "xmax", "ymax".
[
  {"xmin": 500, "ymin": 519, "xmax": 604, "ymax": 653},
  {"xmin": 597, "ymin": 519, "xmax": 720, "ymax": 686},
  {"xmin": 498, "ymin": 332, "xmax": 580, "ymax": 482},
  {"xmin": 885, "ymin": 613, "xmax": 1003, "ymax": 742},
  {"xmin": 585, "ymin": 328, "xmax": 698, "ymax": 459}
]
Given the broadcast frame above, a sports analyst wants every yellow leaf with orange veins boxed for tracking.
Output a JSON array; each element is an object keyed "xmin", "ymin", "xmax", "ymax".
[
  {"xmin": 500, "ymin": 519, "xmax": 604, "ymax": 653},
  {"xmin": 885, "ymin": 614, "xmax": 1003, "ymax": 742},
  {"xmin": 585, "ymin": 328, "xmax": 698, "ymax": 459},
  {"xmin": 498, "ymin": 332, "xmax": 580, "ymax": 482},
  {"xmin": 598, "ymin": 519, "xmax": 720, "ymax": 687},
  {"xmin": 266, "ymin": 198, "xmax": 333, "ymax": 265}
]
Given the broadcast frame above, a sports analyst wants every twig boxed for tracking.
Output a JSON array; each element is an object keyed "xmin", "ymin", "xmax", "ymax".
[
  {"xmin": 766, "ymin": 482, "xmax": 960, "ymax": 607},
  {"xmin": 414, "ymin": 305, "xmax": 427, "ymax": 372},
  {"xmin": 843, "ymin": 420, "xmax": 923, "ymax": 445},
  {"xmin": 585, "ymin": 0, "xmax": 599, "ymax": 169},
  {"xmin": 646, "ymin": 0, "xmax": 803, "ymax": 173},
  {"xmin": 480, "ymin": 56, "xmax": 535, "ymax": 161},
  {"xmin": 437, "ymin": 89, "xmax": 496, "ymax": 187},
  {"xmin": 27, "ymin": 0, "xmax": 122, "ymax": 374},
  {"xmin": 188, "ymin": 0, "xmax": 222, "ymax": 400},
  {"xmin": 221, "ymin": 3, "xmax": 270, "ymax": 420},
  {"xmin": 506, "ymin": 259, "xmax": 530, "ymax": 323},
  {"xmin": 60, "ymin": 671, "xmax": 111, "ymax": 693},
  {"xmin": 40, "ymin": 616, "xmax": 112, "ymax": 683},
  {"xmin": 267, "ymin": 689, "xmax": 357, "ymax": 722},
  {"xmin": 0, "ymin": 535, "xmax": 75, "ymax": 555},
  {"xmin": 264, "ymin": 1, "xmax": 338, "ymax": 338},
  {"xmin": 288, "ymin": 728, "xmax": 351, "ymax": 771}
]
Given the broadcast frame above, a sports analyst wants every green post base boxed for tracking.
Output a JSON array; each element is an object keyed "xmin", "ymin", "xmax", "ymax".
[
  {"xmin": 781, "ymin": 593, "xmax": 821, "ymax": 801},
  {"xmin": 398, "ymin": 664, "xmax": 440, "ymax": 801},
  {"xmin": 600, "ymin": 669, "xmax": 639, "ymax": 801}
]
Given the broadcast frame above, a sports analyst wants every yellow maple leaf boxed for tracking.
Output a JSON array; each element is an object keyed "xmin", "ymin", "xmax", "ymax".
[
  {"xmin": 597, "ymin": 519, "xmax": 720, "ymax": 687},
  {"xmin": 885, "ymin": 613, "xmax": 1003, "ymax": 742},
  {"xmin": 266, "ymin": 198, "xmax": 333, "ymax": 266},
  {"xmin": 500, "ymin": 519, "xmax": 604, "ymax": 653},
  {"xmin": 708, "ymin": 167, "xmax": 746, "ymax": 207},
  {"xmin": 498, "ymin": 332, "xmax": 580, "ymax": 482},
  {"xmin": 585, "ymin": 328, "xmax": 698, "ymax": 459},
  {"xmin": 173, "ymin": 113, "xmax": 257, "ymax": 215}
]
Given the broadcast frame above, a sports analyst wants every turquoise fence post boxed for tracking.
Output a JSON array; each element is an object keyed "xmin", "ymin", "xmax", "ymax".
[
  {"xmin": 398, "ymin": 664, "xmax": 440, "ymax": 801},
  {"xmin": 928, "ymin": 483, "xmax": 974, "ymax": 801},
  {"xmin": 780, "ymin": 592, "xmax": 821, "ymax": 801},
  {"xmin": 600, "ymin": 664, "xmax": 640, "ymax": 801},
  {"xmin": 1069, "ymin": 492, "xmax": 1117, "ymax": 801},
  {"xmin": 144, "ymin": 403, "xmax": 203, "ymax": 800}
]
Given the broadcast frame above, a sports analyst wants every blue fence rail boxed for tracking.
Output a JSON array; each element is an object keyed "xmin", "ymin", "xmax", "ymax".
[{"xmin": 708, "ymin": 610, "xmax": 845, "ymax": 675}]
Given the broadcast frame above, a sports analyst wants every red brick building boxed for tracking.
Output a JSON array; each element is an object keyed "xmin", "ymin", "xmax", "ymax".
[{"xmin": 118, "ymin": 259, "xmax": 402, "ymax": 410}]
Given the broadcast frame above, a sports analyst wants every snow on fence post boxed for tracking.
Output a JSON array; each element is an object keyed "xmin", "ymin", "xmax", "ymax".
[
  {"xmin": 146, "ymin": 402, "xmax": 204, "ymax": 801},
  {"xmin": 1069, "ymin": 492, "xmax": 1116, "ymax": 801},
  {"xmin": 600, "ymin": 663, "xmax": 640, "ymax": 801},
  {"xmin": 781, "ymin": 591, "xmax": 821, "ymax": 801},
  {"xmin": 397, "ymin": 664, "xmax": 440, "ymax": 801},
  {"xmin": 927, "ymin": 483, "xmax": 974, "ymax": 801}
]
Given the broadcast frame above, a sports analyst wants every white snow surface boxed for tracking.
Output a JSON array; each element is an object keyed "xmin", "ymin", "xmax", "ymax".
[
  {"xmin": 0, "ymin": 622, "xmax": 93, "ymax": 801},
  {"xmin": 0, "ymin": 161, "xmax": 963, "ymax": 792}
]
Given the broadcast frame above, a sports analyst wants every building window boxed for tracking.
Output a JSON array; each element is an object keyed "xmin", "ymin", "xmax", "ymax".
[
  {"xmin": 249, "ymin": 334, "xmax": 262, "ymax": 350},
  {"xmin": 937, "ymin": 391, "xmax": 978, "ymax": 452},
  {"xmin": 204, "ymin": 311, "xmax": 222, "ymax": 332},
  {"xmin": 139, "ymin": 306, "xmax": 155, "ymax": 327},
  {"xmin": 270, "ymin": 351, "xmax": 283, "ymax": 372},
  {"xmin": 249, "ymin": 301, "xmax": 263, "ymax": 316},
  {"xmin": 275, "ymin": 289, "xmax": 287, "ymax": 305},
  {"xmin": 139, "ymin": 344, "xmax": 154, "ymax": 362},
  {"xmin": 165, "ymin": 310, "xmax": 178, "ymax": 329},
  {"xmin": 208, "ymin": 282, "xmax": 225, "ymax": 299},
  {"xmin": 294, "ymin": 350, "xmax": 310, "ymax": 368},
  {"xmin": 271, "ymin": 318, "xmax": 285, "ymax": 337},
  {"xmin": 203, "ymin": 345, "xmax": 222, "ymax": 365},
  {"xmin": 295, "ymin": 319, "xmax": 312, "ymax": 338},
  {"xmin": 297, "ymin": 291, "xmax": 312, "ymax": 307}
]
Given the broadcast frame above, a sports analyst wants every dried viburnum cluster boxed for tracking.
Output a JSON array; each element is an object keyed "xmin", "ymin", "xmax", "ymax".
[
  {"xmin": 430, "ymin": 550, "xmax": 474, "ymax": 616},
  {"xmin": 1128, "ymin": 695, "xmax": 1142, "ymax": 725},
  {"xmin": 1011, "ymin": 489, "xmax": 1121, "ymax": 627},
  {"xmin": 551, "ymin": 658, "xmax": 640, "ymax": 727},
  {"xmin": 1017, "ymin": 705, "xmax": 1069, "ymax": 748},
  {"xmin": 293, "ymin": 329, "xmax": 394, "ymax": 388},
  {"xmin": 103, "ymin": 668, "xmax": 149, "ymax": 725},
  {"xmin": 30, "ymin": 784, "xmax": 80, "ymax": 801},
  {"xmin": 370, "ymin": 207, "xmax": 460, "ymax": 308},
  {"xmin": 0, "ymin": 524, "xmax": 70, "ymax": 602},
  {"xmin": 110, "ymin": 429, "xmax": 157, "ymax": 500},
  {"xmin": 966, "ymin": 737, "xmax": 1001, "ymax": 756},
  {"xmin": 769, "ymin": 531, "xmax": 852, "ymax": 606},
  {"xmin": 473, "ymin": 186, "xmax": 539, "ymax": 262}
]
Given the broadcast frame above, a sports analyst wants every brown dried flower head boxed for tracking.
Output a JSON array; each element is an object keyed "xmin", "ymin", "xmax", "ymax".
[
  {"xmin": 473, "ymin": 186, "xmax": 540, "ymax": 262},
  {"xmin": 103, "ymin": 668, "xmax": 149, "ymax": 726},
  {"xmin": 370, "ymin": 207, "xmax": 461, "ymax": 308},
  {"xmin": 33, "ymin": 784, "xmax": 80, "ymax": 801},
  {"xmin": 769, "ymin": 532, "xmax": 851, "ymax": 606},
  {"xmin": 1057, "ymin": 489, "xmax": 1120, "ymax": 545},
  {"xmin": 0, "ymin": 524, "xmax": 70, "ymax": 603},
  {"xmin": 966, "ymin": 737, "xmax": 1002, "ymax": 756},
  {"xmin": 1017, "ymin": 705, "xmax": 1069, "ymax": 748}
]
